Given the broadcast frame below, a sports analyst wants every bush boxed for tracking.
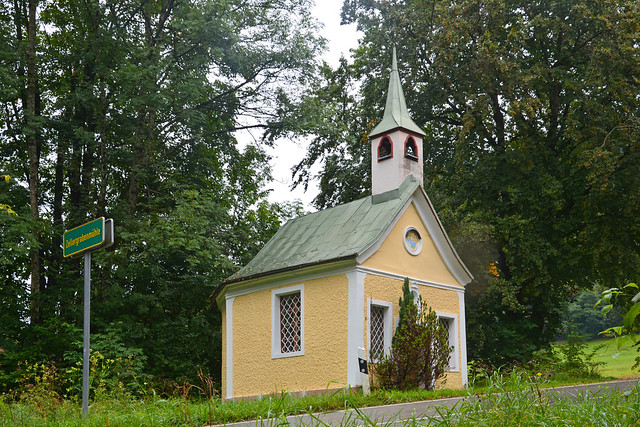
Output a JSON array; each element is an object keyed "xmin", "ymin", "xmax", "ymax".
[
  {"xmin": 62, "ymin": 331, "xmax": 150, "ymax": 399},
  {"xmin": 527, "ymin": 335, "xmax": 604, "ymax": 381},
  {"xmin": 372, "ymin": 278, "xmax": 451, "ymax": 390}
]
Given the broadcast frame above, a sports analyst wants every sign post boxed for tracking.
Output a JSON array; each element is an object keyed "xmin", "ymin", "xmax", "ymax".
[
  {"xmin": 63, "ymin": 217, "xmax": 114, "ymax": 419},
  {"xmin": 358, "ymin": 347, "xmax": 370, "ymax": 395},
  {"xmin": 82, "ymin": 251, "xmax": 91, "ymax": 417}
]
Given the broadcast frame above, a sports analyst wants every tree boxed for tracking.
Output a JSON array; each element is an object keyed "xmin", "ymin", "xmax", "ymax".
[
  {"xmin": 558, "ymin": 288, "xmax": 622, "ymax": 340},
  {"xmin": 267, "ymin": 58, "xmax": 372, "ymax": 209},
  {"xmin": 395, "ymin": 277, "xmax": 414, "ymax": 337},
  {"xmin": 0, "ymin": 0, "xmax": 322, "ymax": 392},
  {"xmin": 373, "ymin": 278, "xmax": 451, "ymax": 390},
  {"xmin": 284, "ymin": 0, "xmax": 640, "ymax": 365},
  {"xmin": 24, "ymin": 0, "xmax": 42, "ymax": 322}
]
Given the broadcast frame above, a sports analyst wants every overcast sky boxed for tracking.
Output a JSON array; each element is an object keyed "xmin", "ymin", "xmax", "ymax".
[{"xmin": 262, "ymin": 0, "xmax": 361, "ymax": 211}]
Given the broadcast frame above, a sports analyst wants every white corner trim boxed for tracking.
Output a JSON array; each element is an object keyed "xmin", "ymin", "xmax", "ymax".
[
  {"xmin": 367, "ymin": 299, "xmax": 393, "ymax": 361},
  {"xmin": 225, "ymin": 296, "xmax": 235, "ymax": 399},
  {"xmin": 347, "ymin": 270, "xmax": 366, "ymax": 386},
  {"xmin": 271, "ymin": 284, "xmax": 305, "ymax": 359},
  {"xmin": 458, "ymin": 292, "xmax": 468, "ymax": 387}
]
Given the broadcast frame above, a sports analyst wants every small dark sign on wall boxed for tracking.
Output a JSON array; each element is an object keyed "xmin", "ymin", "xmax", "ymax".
[{"xmin": 358, "ymin": 357, "xmax": 368, "ymax": 374}]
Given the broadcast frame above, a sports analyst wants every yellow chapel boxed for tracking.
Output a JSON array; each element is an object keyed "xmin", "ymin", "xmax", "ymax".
[{"xmin": 213, "ymin": 48, "xmax": 473, "ymax": 400}]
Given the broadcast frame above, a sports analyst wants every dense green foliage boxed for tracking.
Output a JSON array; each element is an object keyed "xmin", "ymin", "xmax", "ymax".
[
  {"xmin": 0, "ymin": 0, "xmax": 320, "ymax": 394},
  {"xmin": 276, "ymin": 0, "xmax": 640, "ymax": 365},
  {"xmin": 2, "ymin": 0, "xmax": 639, "ymax": 400},
  {"xmin": 373, "ymin": 278, "xmax": 451, "ymax": 390}
]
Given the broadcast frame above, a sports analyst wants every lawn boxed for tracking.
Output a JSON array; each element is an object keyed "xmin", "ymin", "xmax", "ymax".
[{"xmin": 584, "ymin": 337, "xmax": 639, "ymax": 379}]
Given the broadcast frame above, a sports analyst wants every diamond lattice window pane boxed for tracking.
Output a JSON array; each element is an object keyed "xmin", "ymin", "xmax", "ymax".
[
  {"xmin": 280, "ymin": 292, "xmax": 301, "ymax": 353},
  {"xmin": 370, "ymin": 305, "xmax": 385, "ymax": 357},
  {"xmin": 440, "ymin": 318, "xmax": 450, "ymax": 334}
]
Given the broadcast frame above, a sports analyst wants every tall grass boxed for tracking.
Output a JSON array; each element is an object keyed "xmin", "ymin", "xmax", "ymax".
[
  {"xmin": 423, "ymin": 371, "xmax": 640, "ymax": 426},
  {"xmin": 2, "ymin": 341, "xmax": 638, "ymax": 427},
  {"xmin": 2, "ymin": 373, "xmax": 639, "ymax": 426},
  {"xmin": 0, "ymin": 385, "xmax": 463, "ymax": 426}
]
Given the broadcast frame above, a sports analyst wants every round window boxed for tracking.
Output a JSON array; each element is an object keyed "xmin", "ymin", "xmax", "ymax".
[{"xmin": 403, "ymin": 227, "xmax": 423, "ymax": 255}]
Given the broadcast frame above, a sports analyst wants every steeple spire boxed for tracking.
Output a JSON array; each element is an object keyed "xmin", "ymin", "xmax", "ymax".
[
  {"xmin": 369, "ymin": 47, "xmax": 425, "ymax": 195},
  {"xmin": 369, "ymin": 47, "xmax": 425, "ymax": 138}
]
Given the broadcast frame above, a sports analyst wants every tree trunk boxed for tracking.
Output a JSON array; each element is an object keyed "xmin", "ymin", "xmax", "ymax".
[
  {"xmin": 26, "ymin": 0, "xmax": 41, "ymax": 322},
  {"xmin": 127, "ymin": 108, "xmax": 155, "ymax": 216},
  {"xmin": 97, "ymin": 89, "xmax": 108, "ymax": 216}
]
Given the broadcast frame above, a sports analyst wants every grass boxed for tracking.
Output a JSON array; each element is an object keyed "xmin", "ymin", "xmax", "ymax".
[
  {"xmin": 0, "ymin": 386, "xmax": 467, "ymax": 426},
  {"xmin": 2, "ymin": 373, "xmax": 639, "ymax": 426},
  {"xmin": 582, "ymin": 337, "xmax": 639, "ymax": 379},
  {"xmin": 2, "ymin": 338, "xmax": 638, "ymax": 426},
  {"xmin": 431, "ymin": 371, "xmax": 640, "ymax": 426},
  {"xmin": 551, "ymin": 336, "xmax": 640, "ymax": 380}
]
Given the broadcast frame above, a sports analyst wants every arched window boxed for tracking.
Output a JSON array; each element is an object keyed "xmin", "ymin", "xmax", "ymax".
[
  {"xmin": 405, "ymin": 136, "xmax": 418, "ymax": 160},
  {"xmin": 377, "ymin": 136, "xmax": 393, "ymax": 161}
]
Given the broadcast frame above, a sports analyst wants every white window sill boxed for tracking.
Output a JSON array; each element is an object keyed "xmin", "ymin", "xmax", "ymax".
[{"xmin": 272, "ymin": 350, "xmax": 305, "ymax": 359}]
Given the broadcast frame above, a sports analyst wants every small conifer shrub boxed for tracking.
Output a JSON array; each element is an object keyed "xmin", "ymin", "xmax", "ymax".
[{"xmin": 372, "ymin": 278, "xmax": 452, "ymax": 390}]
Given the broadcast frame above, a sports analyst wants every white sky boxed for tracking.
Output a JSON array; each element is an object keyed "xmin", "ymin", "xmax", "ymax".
[{"xmin": 261, "ymin": 0, "xmax": 361, "ymax": 211}]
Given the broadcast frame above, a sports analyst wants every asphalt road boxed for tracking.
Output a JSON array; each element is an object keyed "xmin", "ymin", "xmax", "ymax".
[{"xmin": 210, "ymin": 378, "xmax": 640, "ymax": 426}]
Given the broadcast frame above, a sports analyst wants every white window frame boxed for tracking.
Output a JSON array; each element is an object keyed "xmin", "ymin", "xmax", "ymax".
[
  {"xmin": 410, "ymin": 283, "xmax": 421, "ymax": 314},
  {"xmin": 403, "ymin": 226, "xmax": 423, "ymax": 255},
  {"xmin": 272, "ymin": 284, "xmax": 304, "ymax": 359},
  {"xmin": 367, "ymin": 299, "xmax": 393, "ymax": 361},
  {"xmin": 436, "ymin": 312, "xmax": 459, "ymax": 372}
]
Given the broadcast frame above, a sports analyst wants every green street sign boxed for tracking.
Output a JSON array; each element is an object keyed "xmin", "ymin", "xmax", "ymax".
[{"xmin": 63, "ymin": 217, "xmax": 105, "ymax": 258}]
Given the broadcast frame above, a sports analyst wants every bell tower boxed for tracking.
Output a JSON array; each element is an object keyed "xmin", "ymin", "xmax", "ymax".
[{"xmin": 369, "ymin": 48, "xmax": 425, "ymax": 195}]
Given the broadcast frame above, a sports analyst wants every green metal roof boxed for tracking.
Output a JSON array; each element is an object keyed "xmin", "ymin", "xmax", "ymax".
[
  {"xmin": 369, "ymin": 47, "xmax": 426, "ymax": 138},
  {"xmin": 223, "ymin": 176, "xmax": 420, "ymax": 285}
]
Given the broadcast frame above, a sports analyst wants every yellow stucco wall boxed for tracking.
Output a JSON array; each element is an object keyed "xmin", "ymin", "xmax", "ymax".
[
  {"xmin": 364, "ymin": 274, "xmax": 463, "ymax": 389},
  {"xmin": 230, "ymin": 274, "xmax": 349, "ymax": 398},
  {"xmin": 363, "ymin": 202, "xmax": 463, "ymax": 288}
]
